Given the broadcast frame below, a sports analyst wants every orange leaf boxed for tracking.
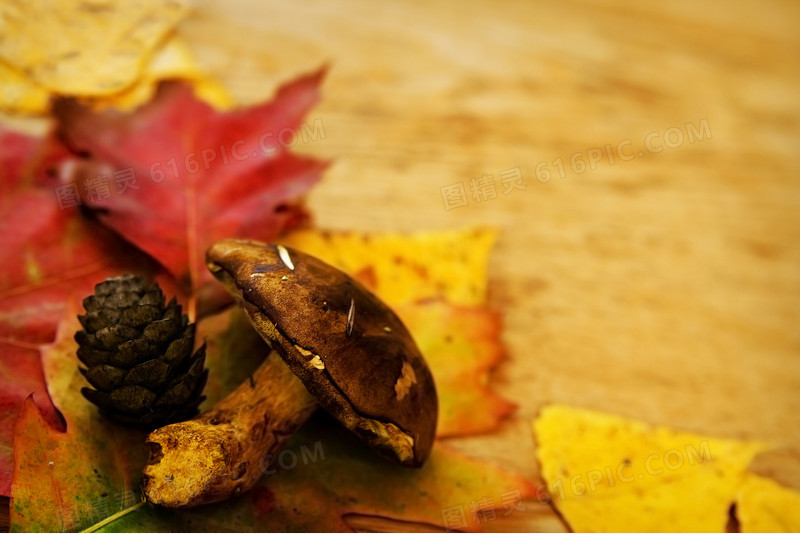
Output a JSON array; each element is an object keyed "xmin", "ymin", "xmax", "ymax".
[
  {"xmin": 398, "ymin": 301, "xmax": 514, "ymax": 437},
  {"xmin": 10, "ymin": 309, "xmax": 149, "ymax": 532}
]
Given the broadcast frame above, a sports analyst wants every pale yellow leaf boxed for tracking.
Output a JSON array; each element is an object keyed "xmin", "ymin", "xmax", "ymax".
[
  {"xmin": 282, "ymin": 227, "xmax": 497, "ymax": 307},
  {"xmin": 0, "ymin": 61, "xmax": 49, "ymax": 115},
  {"xmin": 533, "ymin": 404, "xmax": 769, "ymax": 532},
  {"xmin": 738, "ymin": 473, "xmax": 800, "ymax": 532},
  {"xmin": 0, "ymin": 0, "xmax": 190, "ymax": 96},
  {"xmin": 90, "ymin": 35, "xmax": 234, "ymax": 111}
]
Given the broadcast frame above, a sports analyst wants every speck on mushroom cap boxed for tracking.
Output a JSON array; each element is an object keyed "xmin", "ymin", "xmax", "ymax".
[{"xmin": 206, "ymin": 238, "xmax": 438, "ymax": 467}]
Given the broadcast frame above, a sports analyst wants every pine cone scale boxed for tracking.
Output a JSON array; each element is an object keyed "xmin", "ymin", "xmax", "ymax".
[
  {"xmin": 163, "ymin": 328, "xmax": 194, "ymax": 363},
  {"xmin": 115, "ymin": 338, "xmax": 157, "ymax": 367},
  {"xmin": 120, "ymin": 304, "xmax": 162, "ymax": 328},
  {"xmin": 82, "ymin": 364, "xmax": 126, "ymax": 392},
  {"xmin": 124, "ymin": 359, "xmax": 171, "ymax": 387},
  {"xmin": 144, "ymin": 316, "xmax": 181, "ymax": 345},
  {"xmin": 95, "ymin": 325, "xmax": 139, "ymax": 348},
  {"xmin": 110, "ymin": 386, "xmax": 158, "ymax": 414},
  {"xmin": 76, "ymin": 343, "xmax": 110, "ymax": 366}
]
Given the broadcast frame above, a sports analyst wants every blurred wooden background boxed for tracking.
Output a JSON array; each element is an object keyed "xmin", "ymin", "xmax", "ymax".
[
  {"xmin": 180, "ymin": 0, "xmax": 800, "ymax": 530},
  {"xmin": 3, "ymin": 1, "xmax": 794, "ymax": 531}
]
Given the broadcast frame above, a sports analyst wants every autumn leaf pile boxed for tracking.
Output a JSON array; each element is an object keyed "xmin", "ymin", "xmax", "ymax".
[
  {"xmin": 0, "ymin": 70, "xmax": 529, "ymax": 532},
  {"xmin": 0, "ymin": 0, "xmax": 230, "ymax": 113}
]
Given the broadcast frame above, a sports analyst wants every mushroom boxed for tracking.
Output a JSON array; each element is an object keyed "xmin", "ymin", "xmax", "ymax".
[{"xmin": 142, "ymin": 239, "xmax": 438, "ymax": 507}]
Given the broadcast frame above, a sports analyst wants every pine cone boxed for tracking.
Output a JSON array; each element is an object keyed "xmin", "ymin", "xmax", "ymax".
[{"xmin": 75, "ymin": 274, "xmax": 208, "ymax": 426}]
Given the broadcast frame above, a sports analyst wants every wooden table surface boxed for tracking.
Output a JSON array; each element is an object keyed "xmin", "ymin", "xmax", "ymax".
[{"xmin": 181, "ymin": 0, "xmax": 800, "ymax": 530}]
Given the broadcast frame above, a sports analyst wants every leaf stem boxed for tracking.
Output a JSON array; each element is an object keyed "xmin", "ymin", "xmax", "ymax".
[
  {"xmin": 186, "ymin": 180, "xmax": 199, "ymax": 322},
  {"xmin": 81, "ymin": 501, "xmax": 144, "ymax": 533}
]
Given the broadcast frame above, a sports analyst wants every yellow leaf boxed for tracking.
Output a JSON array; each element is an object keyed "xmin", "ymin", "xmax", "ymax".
[
  {"xmin": 738, "ymin": 473, "xmax": 800, "ymax": 532},
  {"xmin": 190, "ymin": 77, "xmax": 236, "ymax": 111},
  {"xmin": 0, "ymin": 1, "xmax": 232, "ymax": 115},
  {"xmin": 0, "ymin": 60, "xmax": 49, "ymax": 115},
  {"xmin": 88, "ymin": 35, "xmax": 234, "ymax": 111},
  {"xmin": 282, "ymin": 227, "xmax": 497, "ymax": 307},
  {"xmin": 533, "ymin": 404, "xmax": 769, "ymax": 532},
  {"xmin": 0, "ymin": 0, "xmax": 191, "ymax": 96}
]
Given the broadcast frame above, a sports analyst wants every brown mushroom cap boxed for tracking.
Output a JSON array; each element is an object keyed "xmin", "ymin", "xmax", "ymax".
[{"xmin": 206, "ymin": 238, "xmax": 438, "ymax": 467}]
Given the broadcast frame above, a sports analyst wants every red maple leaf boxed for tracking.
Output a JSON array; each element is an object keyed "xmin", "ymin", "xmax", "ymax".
[
  {"xmin": 53, "ymin": 68, "xmax": 329, "ymax": 313},
  {"xmin": 0, "ymin": 129, "xmax": 162, "ymax": 496}
]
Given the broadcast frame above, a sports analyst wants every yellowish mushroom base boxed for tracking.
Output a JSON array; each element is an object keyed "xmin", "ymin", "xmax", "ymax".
[{"xmin": 142, "ymin": 352, "xmax": 317, "ymax": 508}]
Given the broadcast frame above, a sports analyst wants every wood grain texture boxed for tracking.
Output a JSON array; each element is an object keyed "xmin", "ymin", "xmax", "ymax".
[{"xmin": 188, "ymin": 0, "xmax": 798, "ymax": 529}]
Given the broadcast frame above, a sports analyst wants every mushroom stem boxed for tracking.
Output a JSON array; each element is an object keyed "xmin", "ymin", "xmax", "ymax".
[{"xmin": 142, "ymin": 351, "xmax": 317, "ymax": 507}]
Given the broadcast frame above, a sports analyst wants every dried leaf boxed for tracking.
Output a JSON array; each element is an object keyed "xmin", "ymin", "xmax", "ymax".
[
  {"xmin": 240, "ymin": 418, "xmax": 535, "ymax": 533},
  {"xmin": 533, "ymin": 404, "xmax": 769, "ymax": 532},
  {"xmin": 738, "ymin": 473, "xmax": 800, "ymax": 532},
  {"xmin": 54, "ymin": 69, "xmax": 328, "ymax": 302},
  {"xmin": 0, "ymin": 130, "xmax": 158, "ymax": 343},
  {"xmin": 12, "ymin": 305, "xmax": 534, "ymax": 532},
  {"xmin": 282, "ymin": 227, "xmax": 497, "ymax": 307},
  {"xmin": 397, "ymin": 301, "xmax": 514, "ymax": 437},
  {"xmin": 0, "ymin": 343, "xmax": 51, "ymax": 498},
  {"xmin": 0, "ymin": 187, "xmax": 148, "ymax": 344},
  {"xmin": 104, "ymin": 421, "xmax": 537, "ymax": 533},
  {"xmin": 0, "ymin": 0, "xmax": 191, "ymax": 96},
  {"xmin": 0, "ymin": 129, "xmax": 160, "ymax": 496},
  {"xmin": 0, "ymin": 27, "xmax": 230, "ymax": 116},
  {"xmin": 10, "ymin": 309, "xmax": 149, "ymax": 532},
  {"xmin": 0, "ymin": 60, "xmax": 49, "ymax": 115},
  {"xmin": 85, "ymin": 35, "xmax": 234, "ymax": 112}
]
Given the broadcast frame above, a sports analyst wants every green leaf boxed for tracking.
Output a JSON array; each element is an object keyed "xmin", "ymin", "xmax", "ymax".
[
  {"xmin": 13, "ymin": 304, "xmax": 535, "ymax": 531},
  {"xmin": 97, "ymin": 414, "xmax": 536, "ymax": 532}
]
